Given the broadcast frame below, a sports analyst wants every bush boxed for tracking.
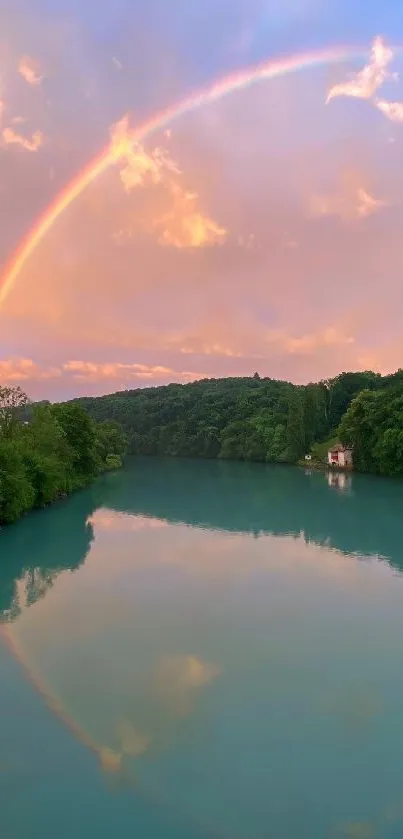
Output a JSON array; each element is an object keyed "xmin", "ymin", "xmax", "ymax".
[{"xmin": 105, "ymin": 454, "xmax": 123, "ymax": 470}]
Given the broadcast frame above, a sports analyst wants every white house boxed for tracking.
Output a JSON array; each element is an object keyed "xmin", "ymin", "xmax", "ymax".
[{"xmin": 328, "ymin": 444, "xmax": 353, "ymax": 469}]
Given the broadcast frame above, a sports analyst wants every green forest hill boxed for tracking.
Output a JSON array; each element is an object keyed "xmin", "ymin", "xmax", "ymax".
[
  {"xmin": 71, "ymin": 368, "xmax": 403, "ymax": 477},
  {"xmin": 2, "ymin": 368, "xmax": 403, "ymax": 527}
]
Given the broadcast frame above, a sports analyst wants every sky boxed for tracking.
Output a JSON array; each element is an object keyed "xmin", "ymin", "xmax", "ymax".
[{"xmin": 1, "ymin": 0, "xmax": 403, "ymax": 399}]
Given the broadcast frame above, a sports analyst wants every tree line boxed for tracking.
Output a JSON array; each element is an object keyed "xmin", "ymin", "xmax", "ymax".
[
  {"xmin": 3, "ymin": 366, "xmax": 402, "ymax": 529},
  {"xmin": 72, "ymin": 368, "xmax": 403, "ymax": 475},
  {"xmin": 0, "ymin": 386, "xmax": 127, "ymax": 526}
]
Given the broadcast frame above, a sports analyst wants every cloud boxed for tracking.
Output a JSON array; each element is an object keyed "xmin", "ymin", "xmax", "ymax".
[
  {"xmin": 18, "ymin": 55, "xmax": 43, "ymax": 86},
  {"xmin": 109, "ymin": 116, "xmax": 227, "ymax": 248},
  {"xmin": 0, "ymin": 358, "xmax": 60, "ymax": 382},
  {"xmin": 155, "ymin": 654, "xmax": 220, "ymax": 716},
  {"xmin": 62, "ymin": 360, "xmax": 207, "ymax": 382},
  {"xmin": 109, "ymin": 115, "xmax": 180, "ymax": 190},
  {"xmin": 310, "ymin": 184, "xmax": 386, "ymax": 221},
  {"xmin": 1, "ymin": 126, "xmax": 44, "ymax": 151},
  {"xmin": 354, "ymin": 188, "xmax": 387, "ymax": 218},
  {"xmin": 238, "ymin": 233, "xmax": 256, "ymax": 249},
  {"xmin": 326, "ymin": 35, "xmax": 403, "ymax": 129},
  {"xmin": 178, "ymin": 340, "xmax": 243, "ymax": 357},
  {"xmin": 277, "ymin": 326, "xmax": 355, "ymax": 355},
  {"xmin": 327, "ymin": 37, "xmax": 394, "ymax": 104},
  {"xmin": 0, "ymin": 357, "xmax": 213, "ymax": 398},
  {"xmin": 157, "ymin": 182, "xmax": 227, "ymax": 248},
  {"xmin": 375, "ymin": 98, "xmax": 403, "ymax": 122},
  {"xmin": 10, "ymin": 115, "xmax": 28, "ymax": 125},
  {"xmin": 63, "ymin": 360, "xmax": 172, "ymax": 381},
  {"xmin": 163, "ymin": 318, "xmax": 256, "ymax": 360},
  {"xmin": 165, "ymin": 319, "xmax": 355, "ymax": 362},
  {"xmin": 112, "ymin": 56, "xmax": 123, "ymax": 71}
]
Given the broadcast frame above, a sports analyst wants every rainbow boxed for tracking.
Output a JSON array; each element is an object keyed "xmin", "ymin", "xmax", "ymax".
[
  {"xmin": 0, "ymin": 622, "xmax": 178, "ymax": 820},
  {"xmin": 0, "ymin": 623, "xmax": 103, "ymax": 759},
  {"xmin": 0, "ymin": 44, "xmax": 363, "ymax": 307},
  {"xmin": 0, "ymin": 622, "xmax": 231, "ymax": 834}
]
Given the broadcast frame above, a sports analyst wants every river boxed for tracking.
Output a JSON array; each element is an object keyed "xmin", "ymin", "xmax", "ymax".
[{"xmin": 2, "ymin": 457, "xmax": 403, "ymax": 838}]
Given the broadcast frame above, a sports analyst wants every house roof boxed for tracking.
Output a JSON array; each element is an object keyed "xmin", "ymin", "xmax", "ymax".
[{"xmin": 329, "ymin": 444, "xmax": 352, "ymax": 453}]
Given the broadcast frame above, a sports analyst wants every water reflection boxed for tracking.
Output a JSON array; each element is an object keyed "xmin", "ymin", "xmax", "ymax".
[
  {"xmin": 1, "ymin": 457, "xmax": 403, "ymax": 622},
  {"xmin": 101, "ymin": 458, "xmax": 403, "ymax": 573},
  {"xmin": 2, "ymin": 458, "xmax": 403, "ymax": 838},
  {"xmin": 327, "ymin": 471, "xmax": 352, "ymax": 492},
  {"xmin": 155, "ymin": 654, "xmax": 220, "ymax": 717},
  {"xmin": 336, "ymin": 823, "xmax": 375, "ymax": 838},
  {"xmin": 0, "ymin": 487, "xmax": 96, "ymax": 620}
]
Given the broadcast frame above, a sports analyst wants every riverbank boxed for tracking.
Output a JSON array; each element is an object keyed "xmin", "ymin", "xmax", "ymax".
[
  {"xmin": 0, "ymin": 395, "xmax": 127, "ymax": 527},
  {"xmin": 297, "ymin": 457, "xmax": 353, "ymax": 473},
  {"xmin": 0, "ymin": 458, "xmax": 124, "ymax": 531},
  {"xmin": 70, "ymin": 370, "xmax": 403, "ymax": 479}
]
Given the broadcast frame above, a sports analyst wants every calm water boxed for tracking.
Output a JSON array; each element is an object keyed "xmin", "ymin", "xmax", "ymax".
[{"xmin": 2, "ymin": 459, "xmax": 403, "ymax": 838}]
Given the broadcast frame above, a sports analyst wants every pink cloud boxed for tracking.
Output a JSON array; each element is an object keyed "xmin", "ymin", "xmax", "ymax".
[
  {"xmin": 327, "ymin": 37, "xmax": 394, "ymax": 104},
  {"xmin": 62, "ymin": 360, "xmax": 210, "ymax": 383},
  {"xmin": 0, "ymin": 358, "xmax": 61, "ymax": 382},
  {"xmin": 0, "ymin": 357, "xmax": 214, "ymax": 399},
  {"xmin": 18, "ymin": 55, "xmax": 44, "ymax": 86},
  {"xmin": 375, "ymin": 99, "xmax": 403, "ymax": 122},
  {"xmin": 277, "ymin": 326, "xmax": 355, "ymax": 355},
  {"xmin": 109, "ymin": 116, "xmax": 227, "ymax": 248},
  {"xmin": 2, "ymin": 126, "xmax": 44, "ymax": 151},
  {"xmin": 157, "ymin": 182, "xmax": 227, "ymax": 249},
  {"xmin": 310, "ymin": 182, "xmax": 386, "ymax": 221},
  {"xmin": 63, "ymin": 360, "xmax": 173, "ymax": 380}
]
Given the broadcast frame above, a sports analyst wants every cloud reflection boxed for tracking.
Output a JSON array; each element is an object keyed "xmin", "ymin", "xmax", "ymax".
[{"xmin": 155, "ymin": 654, "xmax": 220, "ymax": 717}]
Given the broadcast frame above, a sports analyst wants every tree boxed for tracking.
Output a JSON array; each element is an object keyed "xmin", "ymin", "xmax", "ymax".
[
  {"xmin": 375, "ymin": 427, "xmax": 403, "ymax": 476},
  {"xmin": 303, "ymin": 386, "xmax": 318, "ymax": 450},
  {"xmin": 267, "ymin": 424, "xmax": 287, "ymax": 462},
  {"xmin": 338, "ymin": 387, "xmax": 403, "ymax": 476},
  {"xmin": 0, "ymin": 439, "xmax": 35, "ymax": 524},
  {"xmin": 96, "ymin": 420, "xmax": 128, "ymax": 463},
  {"xmin": 327, "ymin": 372, "xmax": 381, "ymax": 430},
  {"xmin": 20, "ymin": 405, "xmax": 73, "ymax": 504},
  {"xmin": 0, "ymin": 390, "xmax": 127, "ymax": 528},
  {"xmin": 338, "ymin": 389, "xmax": 378, "ymax": 472},
  {"xmin": 0, "ymin": 386, "xmax": 29, "ymax": 438},
  {"xmin": 52, "ymin": 403, "xmax": 98, "ymax": 481},
  {"xmin": 286, "ymin": 390, "xmax": 306, "ymax": 460}
]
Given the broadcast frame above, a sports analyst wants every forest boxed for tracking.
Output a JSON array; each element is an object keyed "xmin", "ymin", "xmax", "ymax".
[
  {"xmin": 2, "ymin": 368, "xmax": 403, "ymax": 528},
  {"xmin": 0, "ymin": 386, "xmax": 127, "ymax": 525},
  {"xmin": 73, "ymin": 368, "xmax": 403, "ymax": 476}
]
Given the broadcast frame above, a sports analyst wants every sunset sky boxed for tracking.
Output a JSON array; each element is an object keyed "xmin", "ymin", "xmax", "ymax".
[{"xmin": 1, "ymin": 0, "xmax": 403, "ymax": 399}]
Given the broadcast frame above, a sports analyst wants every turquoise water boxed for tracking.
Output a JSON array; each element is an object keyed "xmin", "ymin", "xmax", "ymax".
[{"xmin": 2, "ymin": 458, "xmax": 403, "ymax": 838}]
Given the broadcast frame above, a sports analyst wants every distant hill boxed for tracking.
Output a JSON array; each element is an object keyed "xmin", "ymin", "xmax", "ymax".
[{"xmin": 70, "ymin": 370, "xmax": 403, "ymax": 473}]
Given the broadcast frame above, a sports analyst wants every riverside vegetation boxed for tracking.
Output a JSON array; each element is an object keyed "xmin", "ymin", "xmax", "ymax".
[
  {"xmin": 73, "ymin": 368, "xmax": 403, "ymax": 477},
  {"xmin": 0, "ymin": 386, "xmax": 127, "ymax": 525},
  {"xmin": 3, "ymin": 367, "xmax": 403, "ymax": 526}
]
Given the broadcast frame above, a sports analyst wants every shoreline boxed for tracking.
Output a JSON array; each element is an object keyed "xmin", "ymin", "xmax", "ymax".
[{"xmin": 0, "ymin": 461, "xmax": 124, "ymax": 531}]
